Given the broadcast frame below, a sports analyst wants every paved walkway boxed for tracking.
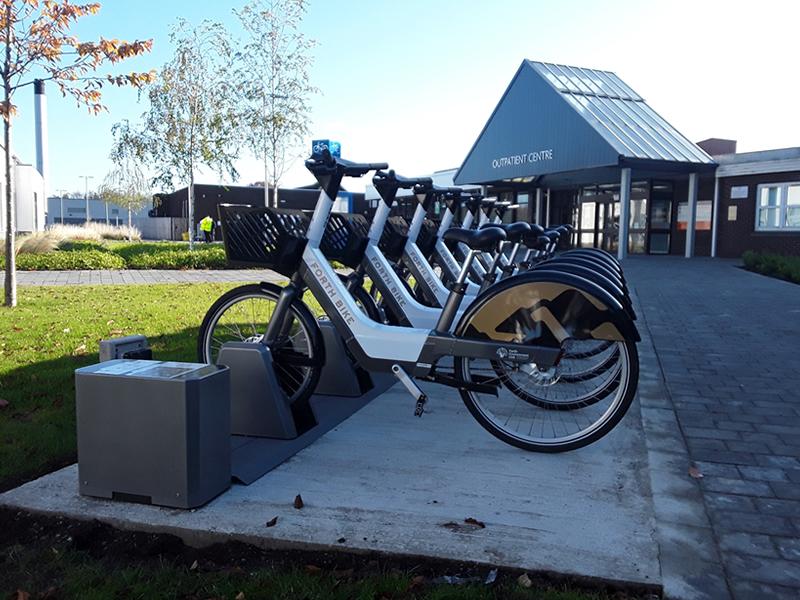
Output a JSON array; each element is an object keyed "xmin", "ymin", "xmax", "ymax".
[
  {"xmin": 2, "ymin": 269, "xmax": 284, "ymax": 286},
  {"xmin": 625, "ymin": 257, "xmax": 800, "ymax": 600}
]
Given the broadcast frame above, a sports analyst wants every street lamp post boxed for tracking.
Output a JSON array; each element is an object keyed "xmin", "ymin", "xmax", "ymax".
[
  {"xmin": 56, "ymin": 188, "xmax": 67, "ymax": 224},
  {"xmin": 79, "ymin": 175, "xmax": 94, "ymax": 224}
]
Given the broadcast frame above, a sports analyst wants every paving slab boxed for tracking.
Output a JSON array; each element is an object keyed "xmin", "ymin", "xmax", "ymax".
[
  {"xmin": 0, "ymin": 381, "xmax": 660, "ymax": 589},
  {"xmin": 1, "ymin": 269, "xmax": 284, "ymax": 286}
]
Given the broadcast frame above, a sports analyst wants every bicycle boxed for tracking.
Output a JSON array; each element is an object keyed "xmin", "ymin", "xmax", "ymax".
[{"xmin": 199, "ymin": 151, "xmax": 640, "ymax": 452}]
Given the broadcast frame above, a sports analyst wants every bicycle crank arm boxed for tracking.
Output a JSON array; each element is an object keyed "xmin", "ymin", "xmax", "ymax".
[{"xmin": 391, "ymin": 364, "xmax": 428, "ymax": 416}]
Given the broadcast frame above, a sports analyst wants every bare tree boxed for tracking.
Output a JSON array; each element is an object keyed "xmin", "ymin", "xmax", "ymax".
[
  {"xmin": 98, "ymin": 121, "xmax": 151, "ymax": 241},
  {"xmin": 121, "ymin": 19, "xmax": 239, "ymax": 249},
  {"xmin": 234, "ymin": 0, "xmax": 317, "ymax": 207}
]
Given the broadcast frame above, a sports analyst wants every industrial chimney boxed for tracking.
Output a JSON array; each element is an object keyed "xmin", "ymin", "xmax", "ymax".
[{"xmin": 34, "ymin": 79, "xmax": 48, "ymax": 193}]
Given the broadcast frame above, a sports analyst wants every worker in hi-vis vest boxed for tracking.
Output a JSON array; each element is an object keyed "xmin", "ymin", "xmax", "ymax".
[{"xmin": 200, "ymin": 215, "xmax": 214, "ymax": 243}]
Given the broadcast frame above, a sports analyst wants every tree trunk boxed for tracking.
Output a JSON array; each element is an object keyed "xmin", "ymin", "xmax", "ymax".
[
  {"xmin": 3, "ymin": 113, "xmax": 14, "ymax": 308},
  {"xmin": 3, "ymin": 4, "xmax": 16, "ymax": 308},
  {"xmin": 188, "ymin": 177, "xmax": 195, "ymax": 251}
]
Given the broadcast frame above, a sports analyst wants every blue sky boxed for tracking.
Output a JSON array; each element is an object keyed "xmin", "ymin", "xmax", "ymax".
[{"xmin": 11, "ymin": 0, "xmax": 799, "ymax": 195}]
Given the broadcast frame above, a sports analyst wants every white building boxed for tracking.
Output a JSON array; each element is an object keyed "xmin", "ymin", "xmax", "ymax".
[{"xmin": 0, "ymin": 146, "xmax": 47, "ymax": 235}]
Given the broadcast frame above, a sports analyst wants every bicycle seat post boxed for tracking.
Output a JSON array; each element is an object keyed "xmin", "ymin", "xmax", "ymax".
[{"xmin": 434, "ymin": 249, "xmax": 478, "ymax": 333}]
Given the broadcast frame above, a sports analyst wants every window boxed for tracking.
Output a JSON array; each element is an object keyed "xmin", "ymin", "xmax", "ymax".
[{"xmin": 756, "ymin": 183, "xmax": 800, "ymax": 231}]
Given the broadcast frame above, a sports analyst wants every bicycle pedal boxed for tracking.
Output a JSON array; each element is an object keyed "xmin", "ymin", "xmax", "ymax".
[{"xmin": 414, "ymin": 395, "xmax": 427, "ymax": 417}]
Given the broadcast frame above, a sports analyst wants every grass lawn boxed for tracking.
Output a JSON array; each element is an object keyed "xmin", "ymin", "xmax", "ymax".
[{"xmin": 0, "ymin": 283, "xmax": 241, "ymax": 490}]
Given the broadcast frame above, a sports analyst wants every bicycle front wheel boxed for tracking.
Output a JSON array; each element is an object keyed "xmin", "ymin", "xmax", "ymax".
[{"xmin": 197, "ymin": 283, "xmax": 323, "ymax": 406}]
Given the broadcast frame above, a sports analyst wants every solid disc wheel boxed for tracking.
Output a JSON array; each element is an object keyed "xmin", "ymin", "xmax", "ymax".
[
  {"xmin": 197, "ymin": 283, "xmax": 322, "ymax": 405},
  {"xmin": 455, "ymin": 340, "xmax": 639, "ymax": 452}
]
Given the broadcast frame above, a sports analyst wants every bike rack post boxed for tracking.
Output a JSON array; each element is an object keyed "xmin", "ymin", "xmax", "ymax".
[
  {"xmin": 315, "ymin": 319, "xmax": 374, "ymax": 397},
  {"xmin": 217, "ymin": 342, "xmax": 300, "ymax": 439}
]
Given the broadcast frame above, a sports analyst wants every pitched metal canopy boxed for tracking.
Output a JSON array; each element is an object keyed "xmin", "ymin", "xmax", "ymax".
[{"xmin": 454, "ymin": 60, "xmax": 715, "ymax": 186}]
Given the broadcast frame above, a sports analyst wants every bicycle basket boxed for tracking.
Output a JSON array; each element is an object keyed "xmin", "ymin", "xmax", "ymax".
[
  {"xmin": 320, "ymin": 212, "xmax": 370, "ymax": 269},
  {"xmin": 218, "ymin": 204, "xmax": 309, "ymax": 276},
  {"xmin": 379, "ymin": 216, "xmax": 409, "ymax": 263},
  {"xmin": 416, "ymin": 218, "xmax": 440, "ymax": 259}
]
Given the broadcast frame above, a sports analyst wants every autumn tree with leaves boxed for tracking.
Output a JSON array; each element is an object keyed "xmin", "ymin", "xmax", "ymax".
[{"xmin": 1, "ymin": 0, "xmax": 153, "ymax": 307}]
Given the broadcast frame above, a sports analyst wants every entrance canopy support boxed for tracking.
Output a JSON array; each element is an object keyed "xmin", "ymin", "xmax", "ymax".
[
  {"xmin": 618, "ymin": 168, "xmax": 631, "ymax": 260},
  {"xmin": 545, "ymin": 189, "xmax": 551, "ymax": 226},
  {"xmin": 710, "ymin": 177, "xmax": 720, "ymax": 258},
  {"xmin": 685, "ymin": 173, "xmax": 699, "ymax": 258},
  {"xmin": 535, "ymin": 188, "xmax": 542, "ymax": 224}
]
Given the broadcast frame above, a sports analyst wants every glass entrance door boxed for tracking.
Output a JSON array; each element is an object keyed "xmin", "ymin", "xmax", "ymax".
[{"xmin": 648, "ymin": 182, "xmax": 673, "ymax": 254}]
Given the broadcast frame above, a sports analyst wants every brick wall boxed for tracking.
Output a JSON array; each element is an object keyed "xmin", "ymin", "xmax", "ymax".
[{"xmin": 715, "ymin": 172, "xmax": 800, "ymax": 258}]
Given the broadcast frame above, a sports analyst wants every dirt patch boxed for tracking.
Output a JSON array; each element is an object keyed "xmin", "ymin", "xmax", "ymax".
[{"xmin": 0, "ymin": 508, "xmax": 661, "ymax": 598}]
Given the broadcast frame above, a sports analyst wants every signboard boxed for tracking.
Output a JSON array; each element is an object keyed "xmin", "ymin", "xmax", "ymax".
[
  {"xmin": 311, "ymin": 139, "xmax": 341, "ymax": 159},
  {"xmin": 728, "ymin": 205, "xmax": 737, "ymax": 221},
  {"xmin": 677, "ymin": 201, "xmax": 712, "ymax": 231},
  {"xmin": 730, "ymin": 185, "xmax": 748, "ymax": 199}
]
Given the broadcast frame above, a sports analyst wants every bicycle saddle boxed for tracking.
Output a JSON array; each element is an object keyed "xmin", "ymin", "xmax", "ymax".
[
  {"xmin": 480, "ymin": 221, "xmax": 531, "ymax": 243},
  {"xmin": 306, "ymin": 149, "xmax": 388, "ymax": 177},
  {"xmin": 443, "ymin": 226, "xmax": 506, "ymax": 252},
  {"xmin": 529, "ymin": 223, "xmax": 545, "ymax": 236},
  {"xmin": 544, "ymin": 229, "xmax": 561, "ymax": 242}
]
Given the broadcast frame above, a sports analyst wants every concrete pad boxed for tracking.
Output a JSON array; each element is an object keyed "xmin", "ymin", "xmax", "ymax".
[{"xmin": 0, "ymin": 382, "xmax": 660, "ymax": 589}]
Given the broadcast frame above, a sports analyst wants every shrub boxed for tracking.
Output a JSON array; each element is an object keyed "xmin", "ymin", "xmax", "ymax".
[
  {"xmin": 57, "ymin": 239, "xmax": 108, "ymax": 252},
  {"xmin": 86, "ymin": 221, "xmax": 142, "ymax": 241},
  {"xmin": 47, "ymin": 224, "xmax": 103, "ymax": 242},
  {"xmin": 741, "ymin": 251, "xmax": 800, "ymax": 284},
  {"xmin": 16, "ymin": 232, "xmax": 61, "ymax": 254},
  {"xmin": 1, "ymin": 249, "xmax": 126, "ymax": 271},
  {"xmin": 124, "ymin": 246, "xmax": 228, "ymax": 270}
]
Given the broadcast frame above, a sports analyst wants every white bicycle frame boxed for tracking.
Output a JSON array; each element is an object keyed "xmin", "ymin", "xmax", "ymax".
[
  {"xmin": 361, "ymin": 200, "xmax": 472, "ymax": 329},
  {"xmin": 303, "ymin": 188, "xmax": 433, "ymax": 363}
]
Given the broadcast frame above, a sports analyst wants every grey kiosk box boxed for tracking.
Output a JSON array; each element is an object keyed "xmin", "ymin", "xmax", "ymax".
[{"xmin": 75, "ymin": 360, "xmax": 231, "ymax": 509}]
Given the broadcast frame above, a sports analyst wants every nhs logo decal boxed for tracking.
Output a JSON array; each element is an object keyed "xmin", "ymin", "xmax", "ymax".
[{"xmin": 312, "ymin": 139, "xmax": 341, "ymax": 158}]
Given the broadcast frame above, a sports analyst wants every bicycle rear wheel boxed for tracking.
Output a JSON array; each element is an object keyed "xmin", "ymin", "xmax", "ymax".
[{"xmin": 455, "ymin": 341, "xmax": 638, "ymax": 452}]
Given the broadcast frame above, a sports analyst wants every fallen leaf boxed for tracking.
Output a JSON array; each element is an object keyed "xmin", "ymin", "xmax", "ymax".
[
  {"xmin": 265, "ymin": 516, "xmax": 278, "ymax": 527},
  {"xmin": 464, "ymin": 517, "xmax": 486, "ymax": 529},
  {"xmin": 293, "ymin": 494, "xmax": 304, "ymax": 509},
  {"xmin": 73, "ymin": 343, "xmax": 87, "ymax": 356},
  {"xmin": 689, "ymin": 466, "xmax": 704, "ymax": 479},
  {"xmin": 0, "ymin": 398, "xmax": 9, "ymax": 409},
  {"xmin": 408, "ymin": 575, "xmax": 426, "ymax": 590},
  {"xmin": 235, "ymin": 593, "xmax": 245, "ymax": 600},
  {"xmin": 517, "ymin": 573, "xmax": 533, "ymax": 588},
  {"xmin": 12, "ymin": 326, "xmax": 23, "ymax": 332},
  {"xmin": 110, "ymin": 329, "xmax": 124, "ymax": 336},
  {"xmin": 106, "ymin": 320, "xmax": 114, "ymax": 326},
  {"xmin": 305, "ymin": 564, "xmax": 321, "ymax": 574},
  {"xmin": 189, "ymin": 559, "xmax": 198, "ymax": 571},
  {"xmin": 63, "ymin": 328, "xmax": 70, "ymax": 333},
  {"xmin": 485, "ymin": 568, "xmax": 498, "ymax": 585}
]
